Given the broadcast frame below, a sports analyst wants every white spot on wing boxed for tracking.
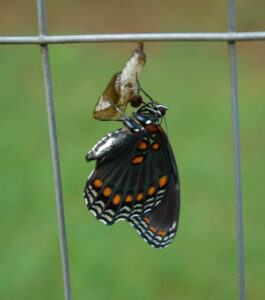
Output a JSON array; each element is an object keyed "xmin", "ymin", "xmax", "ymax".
[
  {"xmin": 172, "ymin": 221, "xmax": 177, "ymax": 230},
  {"xmin": 105, "ymin": 209, "xmax": 115, "ymax": 216},
  {"xmin": 87, "ymin": 194, "xmax": 94, "ymax": 204},
  {"xmin": 99, "ymin": 219, "xmax": 107, "ymax": 224},
  {"xmin": 91, "ymin": 205, "xmax": 102, "ymax": 215},
  {"xmin": 97, "ymin": 137, "xmax": 116, "ymax": 153},
  {"xmin": 101, "ymin": 214, "xmax": 113, "ymax": 223},
  {"xmin": 157, "ymin": 189, "xmax": 165, "ymax": 194},
  {"xmin": 120, "ymin": 206, "xmax": 130, "ymax": 212},
  {"xmin": 90, "ymin": 209, "xmax": 97, "ymax": 216},
  {"xmin": 97, "ymin": 200, "xmax": 105, "ymax": 208},
  {"xmin": 91, "ymin": 189, "xmax": 97, "ymax": 198}
]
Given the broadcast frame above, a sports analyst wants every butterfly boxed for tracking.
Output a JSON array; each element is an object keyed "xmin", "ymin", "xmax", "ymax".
[{"xmin": 84, "ymin": 96, "xmax": 180, "ymax": 248}]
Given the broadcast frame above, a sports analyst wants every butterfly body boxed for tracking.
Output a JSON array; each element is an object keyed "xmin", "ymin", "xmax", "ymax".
[{"xmin": 84, "ymin": 101, "xmax": 180, "ymax": 248}]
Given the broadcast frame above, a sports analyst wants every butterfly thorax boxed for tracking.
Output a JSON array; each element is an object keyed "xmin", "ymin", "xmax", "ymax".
[{"xmin": 123, "ymin": 101, "xmax": 167, "ymax": 133}]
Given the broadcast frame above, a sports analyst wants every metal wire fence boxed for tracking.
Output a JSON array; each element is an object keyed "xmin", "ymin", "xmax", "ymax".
[{"xmin": 1, "ymin": 0, "xmax": 265, "ymax": 299}]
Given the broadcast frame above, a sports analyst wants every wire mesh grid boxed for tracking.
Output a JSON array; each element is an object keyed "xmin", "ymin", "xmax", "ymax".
[{"xmin": 1, "ymin": 0, "xmax": 265, "ymax": 299}]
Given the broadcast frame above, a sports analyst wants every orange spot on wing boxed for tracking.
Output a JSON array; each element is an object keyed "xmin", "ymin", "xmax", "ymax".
[
  {"xmin": 146, "ymin": 125, "xmax": 158, "ymax": 132},
  {"xmin": 147, "ymin": 125, "xmax": 167, "ymax": 139},
  {"xmin": 148, "ymin": 186, "xmax": 156, "ymax": 196},
  {"xmin": 132, "ymin": 156, "xmax": 144, "ymax": 164},
  {"xmin": 144, "ymin": 217, "xmax": 150, "ymax": 224},
  {"xmin": 159, "ymin": 175, "xmax": 167, "ymax": 188},
  {"xmin": 157, "ymin": 125, "xmax": 167, "ymax": 139},
  {"xmin": 103, "ymin": 187, "xmax": 112, "ymax": 197},
  {"xmin": 138, "ymin": 141, "xmax": 148, "ymax": 150},
  {"xmin": 149, "ymin": 226, "xmax": 156, "ymax": 233},
  {"xmin": 157, "ymin": 231, "xmax": 167, "ymax": 237},
  {"xmin": 93, "ymin": 179, "xmax": 103, "ymax": 188},
  {"xmin": 112, "ymin": 194, "xmax": 121, "ymax": 205},
  {"xmin": 136, "ymin": 193, "xmax": 144, "ymax": 201},
  {"xmin": 125, "ymin": 195, "xmax": 133, "ymax": 202},
  {"xmin": 152, "ymin": 142, "xmax": 160, "ymax": 150}
]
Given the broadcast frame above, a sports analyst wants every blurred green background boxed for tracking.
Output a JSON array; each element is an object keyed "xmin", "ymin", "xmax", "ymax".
[{"xmin": 1, "ymin": 1, "xmax": 265, "ymax": 299}]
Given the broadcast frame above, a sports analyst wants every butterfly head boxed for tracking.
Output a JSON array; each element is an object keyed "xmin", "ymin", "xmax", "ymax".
[
  {"xmin": 152, "ymin": 102, "xmax": 168, "ymax": 116},
  {"xmin": 133, "ymin": 101, "xmax": 168, "ymax": 126}
]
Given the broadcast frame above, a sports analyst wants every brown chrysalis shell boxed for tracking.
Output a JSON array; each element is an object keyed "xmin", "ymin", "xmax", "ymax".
[{"xmin": 93, "ymin": 43, "xmax": 146, "ymax": 120}]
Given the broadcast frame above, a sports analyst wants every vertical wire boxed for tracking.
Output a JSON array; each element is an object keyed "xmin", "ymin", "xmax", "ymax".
[
  {"xmin": 227, "ymin": 1, "xmax": 246, "ymax": 299},
  {"xmin": 37, "ymin": 1, "xmax": 72, "ymax": 299}
]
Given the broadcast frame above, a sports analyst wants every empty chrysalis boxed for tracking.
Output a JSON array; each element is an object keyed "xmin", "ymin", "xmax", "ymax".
[{"xmin": 93, "ymin": 43, "xmax": 146, "ymax": 120}]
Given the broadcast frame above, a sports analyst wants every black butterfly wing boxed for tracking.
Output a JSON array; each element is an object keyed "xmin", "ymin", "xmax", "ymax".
[
  {"xmin": 84, "ymin": 125, "xmax": 180, "ymax": 248},
  {"xmin": 129, "ymin": 128, "xmax": 180, "ymax": 248},
  {"xmin": 84, "ymin": 130, "xmax": 141, "ymax": 224},
  {"xmin": 84, "ymin": 129, "xmax": 168, "ymax": 222},
  {"xmin": 130, "ymin": 172, "xmax": 180, "ymax": 248}
]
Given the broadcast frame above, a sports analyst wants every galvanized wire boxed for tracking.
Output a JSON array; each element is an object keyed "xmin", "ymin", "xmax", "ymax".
[
  {"xmin": 227, "ymin": 1, "xmax": 246, "ymax": 299},
  {"xmin": 37, "ymin": 1, "xmax": 72, "ymax": 300},
  {"xmin": 0, "ymin": 31, "xmax": 265, "ymax": 44}
]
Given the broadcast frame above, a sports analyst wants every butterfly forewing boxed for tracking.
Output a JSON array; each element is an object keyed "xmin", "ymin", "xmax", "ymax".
[{"xmin": 85, "ymin": 132, "xmax": 139, "ymax": 224}]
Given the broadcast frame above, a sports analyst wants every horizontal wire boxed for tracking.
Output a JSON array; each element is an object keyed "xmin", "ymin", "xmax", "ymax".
[{"xmin": 0, "ymin": 31, "xmax": 265, "ymax": 44}]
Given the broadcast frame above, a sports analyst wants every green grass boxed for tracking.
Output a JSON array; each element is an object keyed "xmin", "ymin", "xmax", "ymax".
[{"xmin": 0, "ymin": 43, "xmax": 264, "ymax": 299}]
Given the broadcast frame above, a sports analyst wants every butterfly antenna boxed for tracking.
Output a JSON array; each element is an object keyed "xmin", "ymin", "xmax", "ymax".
[
  {"xmin": 140, "ymin": 87, "xmax": 155, "ymax": 103},
  {"xmin": 106, "ymin": 98, "xmax": 129, "ymax": 120}
]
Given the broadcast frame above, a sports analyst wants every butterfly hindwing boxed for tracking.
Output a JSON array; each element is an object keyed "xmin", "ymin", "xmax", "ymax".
[
  {"xmin": 129, "ymin": 126, "xmax": 180, "ymax": 248},
  {"xmin": 130, "ymin": 170, "xmax": 180, "ymax": 248}
]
